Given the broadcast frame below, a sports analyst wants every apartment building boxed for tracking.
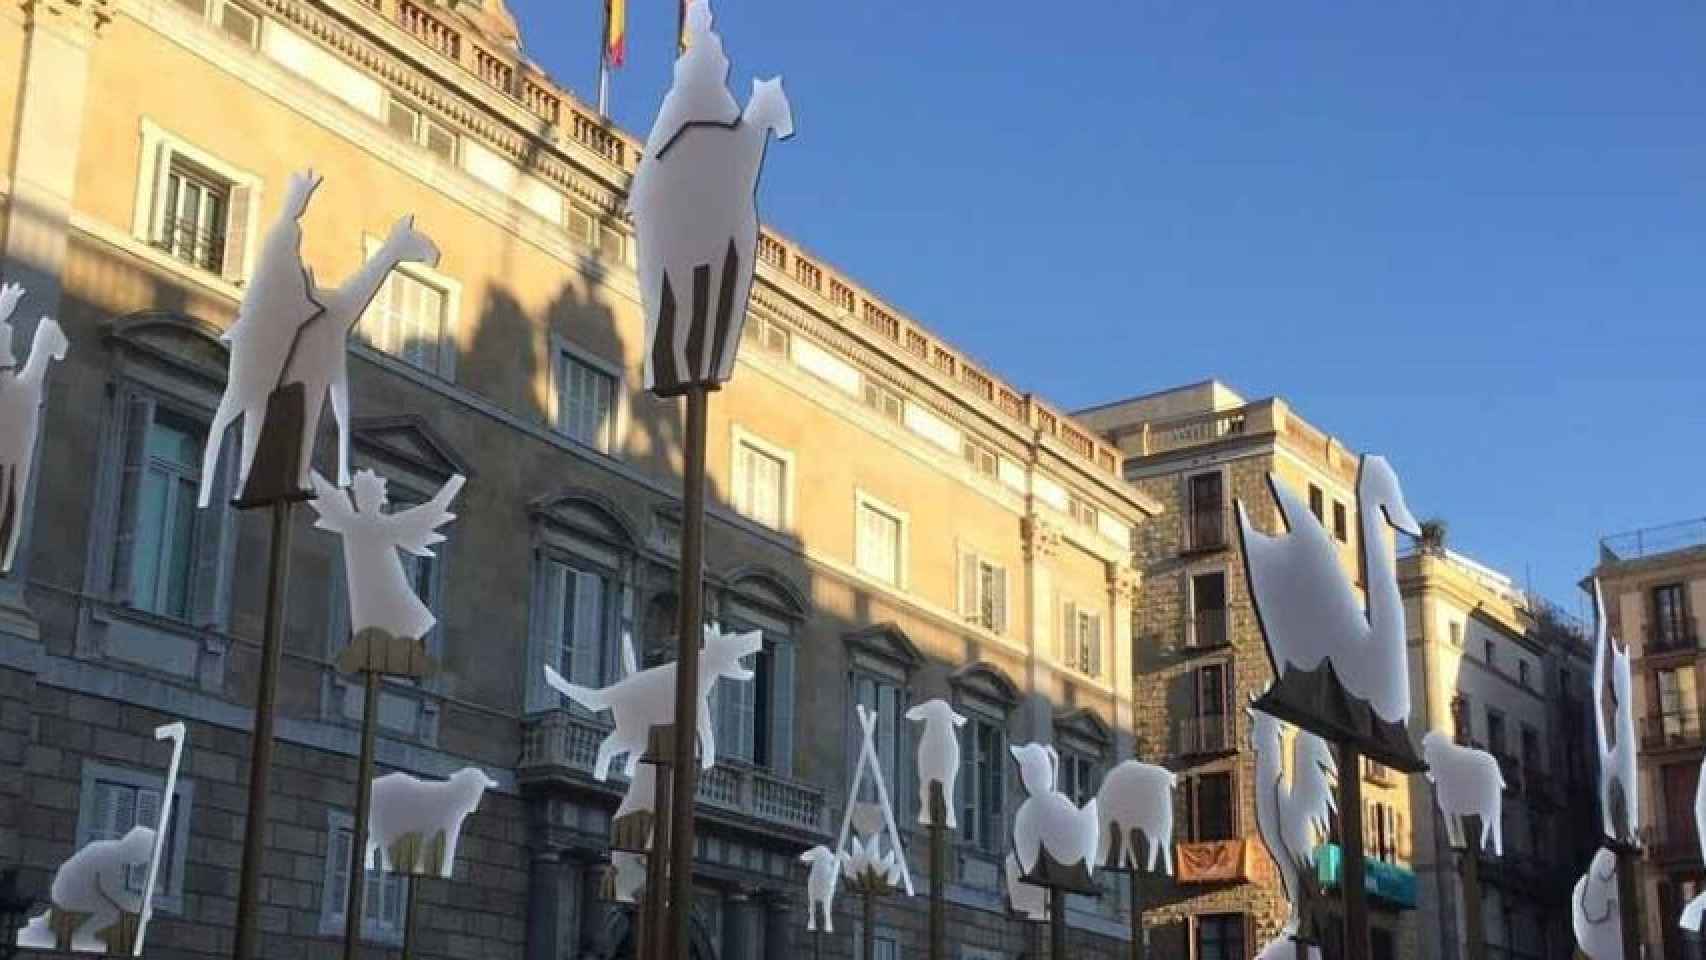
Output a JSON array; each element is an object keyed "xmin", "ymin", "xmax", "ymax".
[
  {"xmin": 1592, "ymin": 518, "xmax": 1706, "ymax": 960},
  {"xmin": 1401, "ymin": 543, "xmax": 1596, "ymax": 960},
  {"xmin": 1077, "ymin": 381, "xmax": 1419, "ymax": 960},
  {"xmin": 0, "ymin": 0, "xmax": 1159, "ymax": 955}
]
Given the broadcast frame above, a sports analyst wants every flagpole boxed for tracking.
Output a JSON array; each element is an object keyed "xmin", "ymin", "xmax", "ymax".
[{"xmin": 597, "ymin": 0, "xmax": 611, "ymax": 116}]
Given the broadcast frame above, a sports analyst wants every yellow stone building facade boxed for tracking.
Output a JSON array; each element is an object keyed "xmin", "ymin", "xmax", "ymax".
[{"xmin": 0, "ymin": 0, "xmax": 1158, "ymax": 956}]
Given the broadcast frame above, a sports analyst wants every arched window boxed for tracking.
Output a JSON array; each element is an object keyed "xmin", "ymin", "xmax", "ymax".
[
  {"xmin": 524, "ymin": 490, "xmax": 637, "ymax": 713},
  {"xmin": 712, "ymin": 569, "xmax": 806, "ymax": 773}
]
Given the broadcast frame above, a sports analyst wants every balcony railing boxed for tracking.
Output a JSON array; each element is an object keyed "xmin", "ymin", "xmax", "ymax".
[
  {"xmin": 1185, "ymin": 508, "xmax": 1227, "ymax": 553},
  {"xmin": 1648, "ymin": 620, "xmax": 1703, "ymax": 655},
  {"xmin": 156, "ymin": 217, "xmax": 226, "ymax": 274},
  {"xmin": 1176, "ymin": 713, "xmax": 1235, "ymax": 756},
  {"xmin": 1185, "ymin": 609, "xmax": 1229, "ymax": 651},
  {"xmin": 520, "ymin": 711, "xmax": 827, "ymax": 834},
  {"xmin": 1600, "ymin": 518, "xmax": 1706, "ymax": 562},
  {"xmin": 1642, "ymin": 709, "xmax": 1706, "ymax": 750}
]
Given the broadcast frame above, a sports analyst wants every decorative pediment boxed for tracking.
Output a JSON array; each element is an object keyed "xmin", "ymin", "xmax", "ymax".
[
  {"xmin": 529, "ymin": 488, "xmax": 639, "ymax": 548},
  {"xmin": 950, "ymin": 661, "xmax": 1020, "ymax": 709},
  {"xmin": 725, "ymin": 566, "xmax": 808, "ymax": 622},
  {"xmin": 104, "ymin": 311, "xmax": 228, "ymax": 386},
  {"xmin": 350, "ymin": 416, "xmax": 473, "ymax": 481},
  {"xmin": 1054, "ymin": 707, "xmax": 1112, "ymax": 748},
  {"xmin": 843, "ymin": 622, "xmax": 923, "ymax": 673}
]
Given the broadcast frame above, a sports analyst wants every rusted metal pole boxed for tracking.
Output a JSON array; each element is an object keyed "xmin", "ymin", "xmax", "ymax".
[
  {"xmin": 929, "ymin": 782, "xmax": 946, "ymax": 960},
  {"xmin": 342, "ymin": 669, "xmax": 381, "ymax": 959},
  {"xmin": 1339, "ymin": 743, "xmax": 1370, "ymax": 960},
  {"xmin": 1458, "ymin": 816, "xmax": 1486, "ymax": 960},
  {"xmin": 663, "ymin": 386, "xmax": 709, "ymax": 960}
]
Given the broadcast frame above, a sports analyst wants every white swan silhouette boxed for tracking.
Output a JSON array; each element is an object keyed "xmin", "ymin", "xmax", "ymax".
[
  {"xmin": 1249, "ymin": 702, "xmax": 1336, "ymax": 941},
  {"xmin": 1591, "ymin": 578, "xmax": 1638, "ymax": 845},
  {"xmin": 1236, "ymin": 454, "xmax": 1421, "ymax": 725}
]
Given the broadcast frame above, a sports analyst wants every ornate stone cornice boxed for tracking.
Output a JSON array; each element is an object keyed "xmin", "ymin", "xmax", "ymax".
[
  {"xmin": 1108, "ymin": 562, "xmax": 1140, "ymax": 602},
  {"xmin": 1022, "ymin": 515, "xmax": 1063, "ymax": 561},
  {"xmin": 21, "ymin": 0, "xmax": 114, "ymax": 33}
]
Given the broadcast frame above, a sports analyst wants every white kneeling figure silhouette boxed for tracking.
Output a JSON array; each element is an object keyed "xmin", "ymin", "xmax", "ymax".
[
  {"xmin": 1421, "ymin": 731, "xmax": 1505, "ymax": 855},
  {"xmin": 904, "ymin": 699, "xmax": 965, "ymax": 828},
  {"xmin": 17, "ymin": 826, "xmax": 155, "ymax": 952}
]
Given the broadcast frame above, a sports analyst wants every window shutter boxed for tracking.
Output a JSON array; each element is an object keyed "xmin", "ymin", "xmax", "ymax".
[
  {"xmin": 1062, "ymin": 601, "xmax": 1077, "ymax": 668},
  {"xmin": 897, "ymin": 688, "xmax": 915, "ymax": 823},
  {"xmin": 363, "ymin": 862, "xmax": 381, "ymax": 931},
  {"xmin": 1088, "ymin": 612, "xmax": 1103, "ymax": 677},
  {"xmin": 769, "ymin": 640, "xmax": 795, "ymax": 776},
  {"xmin": 149, "ymin": 144, "xmax": 175, "ymax": 245},
  {"xmin": 190, "ymin": 430, "xmax": 236, "ymax": 628},
  {"xmin": 1180, "ymin": 777, "xmax": 1195, "ymax": 842},
  {"xmin": 127, "ymin": 788, "xmax": 164, "ymax": 892},
  {"xmin": 960, "ymin": 551, "xmax": 978, "ymax": 620},
  {"xmin": 991, "ymin": 566, "xmax": 1008, "ymax": 635},
  {"xmin": 329, "ymin": 828, "xmax": 353, "ymax": 923},
  {"xmin": 570, "ymin": 570, "xmax": 603, "ymax": 686},
  {"xmin": 958, "ymin": 720, "xmax": 975, "ymax": 841},
  {"xmin": 526, "ymin": 560, "xmax": 568, "ymax": 712},
  {"xmin": 877, "ymin": 683, "xmax": 898, "ymax": 800},
  {"xmin": 111, "ymin": 395, "xmax": 155, "ymax": 603},
  {"xmin": 221, "ymin": 185, "xmax": 251, "ymax": 283}
]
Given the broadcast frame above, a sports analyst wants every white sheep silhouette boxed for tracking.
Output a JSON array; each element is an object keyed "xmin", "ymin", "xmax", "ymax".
[
  {"xmin": 905, "ymin": 699, "xmax": 965, "ymax": 828},
  {"xmin": 1421, "ymin": 731, "xmax": 1505, "ymax": 856},
  {"xmin": 799, "ymin": 845, "xmax": 840, "ymax": 932},
  {"xmin": 367, "ymin": 767, "xmax": 496, "ymax": 878},
  {"xmin": 1094, "ymin": 759, "xmax": 1177, "ymax": 874}
]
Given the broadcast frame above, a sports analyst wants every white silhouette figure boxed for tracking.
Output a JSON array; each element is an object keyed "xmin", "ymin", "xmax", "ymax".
[
  {"xmin": 16, "ymin": 827, "xmax": 154, "ymax": 952},
  {"xmin": 1592, "ymin": 579, "xmax": 1638, "ymax": 845},
  {"xmin": 628, "ymin": 0, "xmax": 793, "ymax": 394},
  {"xmin": 1009, "ymin": 743, "xmax": 1099, "ymax": 881},
  {"xmin": 905, "ymin": 699, "xmax": 966, "ymax": 828},
  {"xmin": 1421, "ymin": 730, "xmax": 1505, "ymax": 856},
  {"xmin": 1249, "ymin": 702, "xmax": 1336, "ymax": 942},
  {"xmin": 199, "ymin": 171, "xmax": 437, "ymax": 505},
  {"xmin": 1004, "ymin": 852, "xmax": 1047, "ymax": 921},
  {"xmin": 0, "ymin": 282, "xmax": 67, "ymax": 573},
  {"xmin": 1574, "ymin": 847, "xmax": 1622, "ymax": 960},
  {"xmin": 309, "ymin": 469, "xmax": 463, "ymax": 645},
  {"xmin": 1236, "ymin": 455, "xmax": 1422, "ymax": 725},
  {"xmin": 1094, "ymin": 759, "xmax": 1176, "ymax": 874},
  {"xmin": 605, "ymin": 636, "xmax": 654, "ymax": 906},
  {"xmin": 826, "ymin": 703, "xmax": 914, "ymax": 901},
  {"xmin": 543, "ymin": 623, "xmax": 762, "ymax": 780},
  {"xmin": 800, "ymin": 845, "xmax": 840, "ymax": 932},
  {"xmin": 366, "ymin": 767, "xmax": 496, "ymax": 878},
  {"xmin": 1681, "ymin": 753, "xmax": 1706, "ymax": 933}
]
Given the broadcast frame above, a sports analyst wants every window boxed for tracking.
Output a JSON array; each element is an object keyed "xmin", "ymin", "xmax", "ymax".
[
  {"xmin": 1186, "ymin": 472, "xmax": 1225, "ymax": 551},
  {"xmin": 359, "ymin": 265, "xmax": 454, "ymax": 377},
  {"xmin": 158, "ymin": 159, "xmax": 230, "ymax": 274},
  {"xmin": 856, "ymin": 496, "xmax": 905, "ymax": 586},
  {"xmin": 1658, "ymin": 667, "xmax": 1701, "ymax": 739},
  {"xmin": 1190, "ymin": 572, "xmax": 1228, "ymax": 648},
  {"xmin": 851, "ymin": 923, "xmax": 901, "ymax": 960},
  {"xmin": 1654, "ymin": 584, "xmax": 1691, "ymax": 649},
  {"xmin": 320, "ymin": 811, "xmax": 408, "ymax": 943},
  {"xmin": 527, "ymin": 556, "xmax": 617, "ymax": 713},
  {"xmin": 1484, "ymin": 638, "xmax": 1496, "ymax": 669},
  {"xmin": 1058, "ymin": 748, "xmax": 1099, "ymax": 807},
  {"xmin": 1332, "ymin": 501, "xmax": 1348, "ymax": 542},
  {"xmin": 554, "ymin": 350, "xmax": 617, "ymax": 452},
  {"xmin": 850, "ymin": 673, "xmax": 908, "ymax": 805},
  {"xmin": 1449, "ymin": 621, "xmax": 1463, "ymax": 648},
  {"xmin": 742, "ymin": 313, "xmax": 791, "ymax": 356},
  {"xmin": 1068, "ymin": 495, "xmax": 1098, "ymax": 529},
  {"xmin": 962, "ymin": 437, "xmax": 998, "ymax": 478},
  {"xmin": 862, "ymin": 379, "xmax": 904, "ymax": 421},
  {"xmin": 1521, "ymin": 726, "xmax": 1541, "ymax": 775},
  {"xmin": 1062, "ymin": 601, "xmax": 1103, "ymax": 678},
  {"xmin": 1182, "ymin": 772, "xmax": 1235, "ymax": 841},
  {"xmin": 960, "ymin": 551, "xmax": 1008, "ymax": 634},
  {"xmin": 1451, "ymin": 695, "xmax": 1471, "ymax": 744},
  {"xmin": 733, "ymin": 435, "xmax": 789, "ymax": 529},
  {"xmin": 76, "ymin": 764, "xmax": 194, "ymax": 915},
  {"xmin": 960, "ymin": 710, "xmax": 1006, "ymax": 852},
  {"xmin": 112, "ymin": 400, "xmax": 231, "ymax": 623},
  {"xmin": 1519, "ymin": 660, "xmax": 1531, "ymax": 689},
  {"xmin": 175, "ymin": 0, "xmax": 259, "ymax": 44},
  {"xmin": 1486, "ymin": 710, "xmax": 1507, "ymax": 756},
  {"xmin": 1194, "ymin": 913, "xmax": 1247, "ymax": 960},
  {"xmin": 1185, "ymin": 662, "xmax": 1233, "ymax": 753},
  {"xmin": 1308, "ymin": 484, "xmax": 1324, "ymax": 523},
  {"xmin": 385, "ymin": 96, "xmax": 456, "ymax": 161},
  {"xmin": 1368, "ymin": 801, "xmax": 1399, "ymax": 863}
]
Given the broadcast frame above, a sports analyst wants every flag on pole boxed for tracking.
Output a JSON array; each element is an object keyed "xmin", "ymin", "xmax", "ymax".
[{"xmin": 604, "ymin": 0, "xmax": 627, "ymax": 67}]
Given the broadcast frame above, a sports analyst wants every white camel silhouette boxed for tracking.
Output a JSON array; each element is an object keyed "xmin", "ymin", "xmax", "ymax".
[{"xmin": 0, "ymin": 283, "xmax": 67, "ymax": 572}]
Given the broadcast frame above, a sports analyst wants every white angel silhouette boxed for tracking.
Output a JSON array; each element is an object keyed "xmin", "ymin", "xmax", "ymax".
[{"xmin": 310, "ymin": 468, "xmax": 464, "ymax": 642}]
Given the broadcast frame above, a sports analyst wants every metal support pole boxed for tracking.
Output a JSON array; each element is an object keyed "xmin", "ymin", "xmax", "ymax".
[
  {"xmin": 1615, "ymin": 841, "xmax": 1641, "ymax": 960},
  {"xmin": 1049, "ymin": 882, "xmax": 1066, "ymax": 960},
  {"xmin": 663, "ymin": 386, "xmax": 709, "ymax": 960},
  {"xmin": 343, "ymin": 669, "xmax": 382, "ymax": 960},
  {"xmin": 929, "ymin": 782, "xmax": 946, "ymax": 960},
  {"xmin": 1128, "ymin": 869, "xmax": 1144, "ymax": 960},
  {"xmin": 645, "ymin": 755, "xmax": 674, "ymax": 960},
  {"xmin": 401, "ymin": 874, "xmax": 421, "ymax": 960},
  {"xmin": 1458, "ymin": 817, "xmax": 1486, "ymax": 960},
  {"xmin": 232, "ymin": 500, "xmax": 294, "ymax": 960},
  {"xmin": 1339, "ymin": 742, "xmax": 1370, "ymax": 960},
  {"xmin": 863, "ymin": 890, "xmax": 875, "ymax": 960}
]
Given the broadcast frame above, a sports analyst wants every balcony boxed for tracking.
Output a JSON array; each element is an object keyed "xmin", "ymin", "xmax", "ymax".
[
  {"xmin": 1176, "ymin": 713, "xmax": 1236, "ymax": 757},
  {"xmin": 1642, "ymin": 709, "xmax": 1706, "ymax": 751},
  {"xmin": 1183, "ymin": 508, "xmax": 1228, "ymax": 554},
  {"xmin": 1184, "ymin": 609, "xmax": 1230, "ymax": 652},
  {"xmin": 519, "ymin": 711, "xmax": 827, "ymax": 836},
  {"xmin": 1647, "ymin": 620, "xmax": 1703, "ymax": 656},
  {"xmin": 1175, "ymin": 838, "xmax": 1251, "ymax": 884}
]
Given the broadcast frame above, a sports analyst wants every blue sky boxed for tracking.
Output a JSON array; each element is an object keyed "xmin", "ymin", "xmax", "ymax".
[{"xmin": 510, "ymin": 0, "xmax": 1706, "ymax": 616}]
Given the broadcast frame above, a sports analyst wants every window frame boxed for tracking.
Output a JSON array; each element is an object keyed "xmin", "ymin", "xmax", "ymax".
[
  {"xmin": 132, "ymin": 118, "xmax": 263, "ymax": 286},
  {"xmin": 854, "ymin": 491, "xmax": 908, "ymax": 588},
  {"xmin": 1185, "ymin": 470, "xmax": 1226, "ymax": 551},
  {"xmin": 958, "ymin": 545, "xmax": 1009, "ymax": 636},
  {"xmin": 318, "ymin": 809, "xmax": 410, "ymax": 944},
  {"xmin": 957, "ymin": 700, "xmax": 1008, "ymax": 854},
  {"xmin": 75, "ymin": 761, "xmax": 196, "ymax": 917},
  {"xmin": 1060, "ymin": 596, "xmax": 1105, "ymax": 679},
  {"xmin": 548, "ymin": 338, "xmax": 623, "ymax": 455},
  {"xmin": 730, "ymin": 426, "xmax": 794, "ymax": 531},
  {"xmin": 1180, "ymin": 768, "xmax": 1238, "ymax": 842},
  {"xmin": 384, "ymin": 94, "xmax": 458, "ymax": 163},
  {"xmin": 1308, "ymin": 484, "xmax": 1325, "ymax": 523},
  {"xmin": 356, "ymin": 234, "xmax": 462, "ymax": 381},
  {"xmin": 1332, "ymin": 500, "xmax": 1349, "ymax": 542},
  {"xmin": 1187, "ymin": 568, "xmax": 1229, "ymax": 650}
]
